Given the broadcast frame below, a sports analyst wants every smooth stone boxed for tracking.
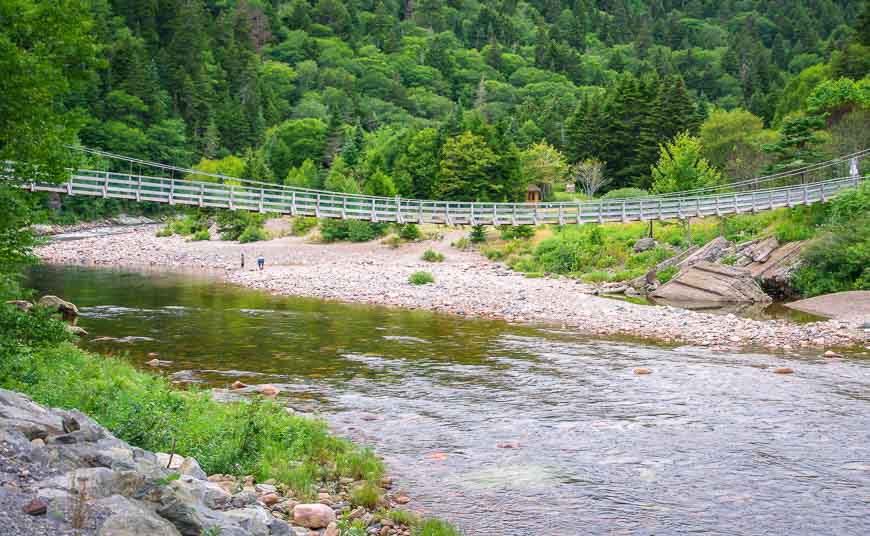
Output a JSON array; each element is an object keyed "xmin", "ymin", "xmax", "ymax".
[
  {"xmin": 773, "ymin": 367, "xmax": 795, "ymax": 374},
  {"xmin": 292, "ymin": 503, "xmax": 336, "ymax": 529},
  {"xmin": 634, "ymin": 367, "xmax": 652, "ymax": 375}
]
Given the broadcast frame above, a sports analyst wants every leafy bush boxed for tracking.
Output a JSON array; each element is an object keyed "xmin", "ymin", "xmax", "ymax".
[
  {"xmin": 319, "ymin": 219, "xmax": 387, "ymax": 242},
  {"xmin": 468, "ymin": 225, "xmax": 487, "ymax": 243},
  {"xmin": 601, "ymin": 188, "xmax": 649, "ymax": 199},
  {"xmin": 291, "ymin": 217, "xmax": 317, "ymax": 236},
  {"xmin": 422, "ymin": 249, "xmax": 444, "ymax": 262},
  {"xmin": 499, "ymin": 225, "xmax": 535, "ymax": 240},
  {"xmin": 238, "ymin": 224, "xmax": 268, "ymax": 243},
  {"xmin": 190, "ymin": 229, "xmax": 210, "ymax": 241},
  {"xmin": 398, "ymin": 224, "xmax": 421, "ymax": 241},
  {"xmin": 159, "ymin": 213, "xmax": 209, "ymax": 237},
  {"xmin": 409, "ymin": 271, "xmax": 434, "ymax": 285},
  {"xmin": 217, "ymin": 211, "xmax": 266, "ymax": 241},
  {"xmin": 657, "ymin": 265, "xmax": 679, "ymax": 283},
  {"xmin": 792, "ymin": 184, "xmax": 870, "ymax": 296}
]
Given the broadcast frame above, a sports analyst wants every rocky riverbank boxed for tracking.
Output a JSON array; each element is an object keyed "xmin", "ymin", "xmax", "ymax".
[
  {"xmin": 0, "ymin": 388, "xmax": 415, "ymax": 536},
  {"xmin": 35, "ymin": 222, "xmax": 870, "ymax": 353}
]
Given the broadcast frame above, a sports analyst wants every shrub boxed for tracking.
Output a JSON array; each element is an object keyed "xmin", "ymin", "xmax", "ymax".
[
  {"xmin": 468, "ymin": 225, "xmax": 486, "ymax": 243},
  {"xmin": 482, "ymin": 247, "xmax": 505, "ymax": 261},
  {"xmin": 156, "ymin": 225, "xmax": 173, "ymax": 237},
  {"xmin": 409, "ymin": 271, "xmax": 434, "ymax": 285},
  {"xmin": 382, "ymin": 235, "xmax": 403, "ymax": 249},
  {"xmin": 499, "ymin": 225, "xmax": 535, "ymax": 240},
  {"xmin": 292, "ymin": 217, "xmax": 317, "ymax": 236},
  {"xmin": 398, "ymin": 224, "xmax": 421, "ymax": 241},
  {"xmin": 601, "ymin": 187, "xmax": 649, "ymax": 199},
  {"xmin": 217, "ymin": 211, "xmax": 266, "ymax": 241},
  {"xmin": 422, "ymin": 249, "xmax": 444, "ymax": 262},
  {"xmin": 793, "ymin": 215, "xmax": 870, "ymax": 296},
  {"xmin": 320, "ymin": 219, "xmax": 387, "ymax": 242},
  {"xmin": 657, "ymin": 265, "xmax": 679, "ymax": 284},
  {"xmin": 190, "ymin": 229, "xmax": 210, "ymax": 241},
  {"xmin": 238, "ymin": 224, "xmax": 268, "ymax": 243}
]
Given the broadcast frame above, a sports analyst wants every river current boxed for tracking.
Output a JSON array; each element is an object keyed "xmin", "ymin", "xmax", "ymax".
[{"xmin": 27, "ymin": 265, "xmax": 870, "ymax": 536}]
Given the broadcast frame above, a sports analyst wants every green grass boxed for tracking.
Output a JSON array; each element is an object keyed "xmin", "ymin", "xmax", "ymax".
[
  {"xmin": 350, "ymin": 482, "xmax": 383, "ymax": 509},
  {"xmin": 422, "ymin": 249, "xmax": 445, "ymax": 262},
  {"xmin": 384, "ymin": 509, "xmax": 420, "ymax": 526},
  {"xmin": 409, "ymin": 271, "xmax": 435, "ymax": 285},
  {"xmin": 656, "ymin": 265, "xmax": 679, "ymax": 284},
  {"xmin": 0, "ymin": 306, "xmax": 385, "ymax": 502},
  {"xmin": 415, "ymin": 519, "xmax": 464, "ymax": 536},
  {"xmin": 483, "ymin": 204, "xmax": 836, "ymax": 284}
]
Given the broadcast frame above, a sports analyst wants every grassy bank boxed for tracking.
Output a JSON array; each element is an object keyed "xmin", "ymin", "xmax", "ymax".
[
  {"xmin": 0, "ymin": 304, "xmax": 462, "ymax": 535},
  {"xmin": 475, "ymin": 183, "xmax": 870, "ymax": 296}
]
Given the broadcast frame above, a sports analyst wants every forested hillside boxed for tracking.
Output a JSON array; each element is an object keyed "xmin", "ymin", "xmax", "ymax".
[{"xmin": 5, "ymin": 0, "xmax": 870, "ymax": 204}]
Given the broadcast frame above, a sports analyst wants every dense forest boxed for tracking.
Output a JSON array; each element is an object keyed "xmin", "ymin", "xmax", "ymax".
[{"xmin": 3, "ymin": 0, "xmax": 870, "ymax": 209}]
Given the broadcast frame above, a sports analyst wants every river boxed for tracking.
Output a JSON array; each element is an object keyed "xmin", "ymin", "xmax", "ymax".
[{"xmin": 27, "ymin": 264, "xmax": 870, "ymax": 536}]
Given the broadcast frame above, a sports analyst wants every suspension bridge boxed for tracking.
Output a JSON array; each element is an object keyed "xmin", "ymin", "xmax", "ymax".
[{"xmin": 5, "ymin": 147, "xmax": 869, "ymax": 226}]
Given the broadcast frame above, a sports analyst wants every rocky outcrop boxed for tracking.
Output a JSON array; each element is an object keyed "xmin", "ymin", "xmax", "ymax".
[
  {"xmin": 0, "ymin": 388, "xmax": 291, "ymax": 536},
  {"xmin": 651, "ymin": 261, "xmax": 772, "ymax": 304},
  {"xmin": 785, "ymin": 291, "xmax": 870, "ymax": 321},
  {"xmin": 744, "ymin": 240, "xmax": 806, "ymax": 298}
]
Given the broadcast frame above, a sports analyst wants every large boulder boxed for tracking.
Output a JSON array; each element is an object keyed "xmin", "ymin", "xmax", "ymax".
[
  {"xmin": 293, "ymin": 503, "xmax": 336, "ymax": 529},
  {"xmin": 633, "ymin": 237, "xmax": 656, "ymax": 252},
  {"xmin": 651, "ymin": 261, "xmax": 771, "ymax": 304},
  {"xmin": 37, "ymin": 295, "xmax": 79, "ymax": 324}
]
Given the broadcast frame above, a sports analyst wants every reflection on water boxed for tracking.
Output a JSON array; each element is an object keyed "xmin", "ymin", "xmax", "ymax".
[
  {"xmin": 27, "ymin": 265, "xmax": 870, "ymax": 536},
  {"xmin": 603, "ymin": 293, "xmax": 826, "ymax": 323}
]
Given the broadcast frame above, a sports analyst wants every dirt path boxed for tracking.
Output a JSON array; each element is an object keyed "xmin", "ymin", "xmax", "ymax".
[{"xmin": 36, "ymin": 222, "xmax": 869, "ymax": 353}]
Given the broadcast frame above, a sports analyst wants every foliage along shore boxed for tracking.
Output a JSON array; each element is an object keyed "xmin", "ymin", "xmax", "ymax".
[{"xmin": 0, "ymin": 302, "xmax": 464, "ymax": 536}]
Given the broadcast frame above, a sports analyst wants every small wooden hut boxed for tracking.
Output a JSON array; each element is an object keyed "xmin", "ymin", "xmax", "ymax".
[{"xmin": 526, "ymin": 184, "xmax": 542, "ymax": 203}]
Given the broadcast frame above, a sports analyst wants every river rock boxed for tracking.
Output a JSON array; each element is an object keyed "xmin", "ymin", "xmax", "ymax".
[
  {"xmin": 257, "ymin": 384, "xmax": 280, "ymax": 397},
  {"xmin": 293, "ymin": 503, "xmax": 336, "ymax": 528},
  {"xmin": 96, "ymin": 494, "xmax": 181, "ymax": 536},
  {"xmin": 23, "ymin": 499, "xmax": 47, "ymax": 516},
  {"xmin": 37, "ymin": 295, "xmax": 79, "ymax": 323},
  {"xmin": 772, "ymin": 367, "xmax": 795, "ymax": 374},
  {"xmin": 66, "ymin": 325, "xmax": 89, "ymax": 337},
  {"xmin": 6, "ymin": 300, "xmax": 33, "ymax": 312},
  {"xmin": 634, "ymin": 367, "xmax": 652, "ymax": 375},
  {"xmin": 180, "ymin": 457, "xmax": 207, "ymax": 481},
  {"xmin": 231, "ymin": 381, "xmax": 248, "ymax": 390},
  {"xmin": 633, "ymin": 237, "xmax": 656, "ymax": 252},
  {"xmin": 324, "ymin": 522, "xmax": 339, "ymax": 536}
]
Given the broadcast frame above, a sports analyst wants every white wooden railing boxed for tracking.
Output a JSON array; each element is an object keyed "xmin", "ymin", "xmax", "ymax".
[{"xmin": 4, "ymin": 160, "xmax": 868, "ymax": 226}]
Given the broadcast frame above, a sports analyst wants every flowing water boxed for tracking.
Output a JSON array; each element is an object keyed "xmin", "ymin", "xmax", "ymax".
[{"xmin": 27, "ymin": 265, "xmax": 870, "ymax": 536}]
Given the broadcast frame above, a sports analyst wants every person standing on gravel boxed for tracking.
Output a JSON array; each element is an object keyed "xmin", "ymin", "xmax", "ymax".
[
  {"xmin": 241, "ymin": 252, "xmax": 245, "ymax": 269},
  {"xmin": 257, "ymin": 254, "xmax": 265, "ymax": 271}
]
